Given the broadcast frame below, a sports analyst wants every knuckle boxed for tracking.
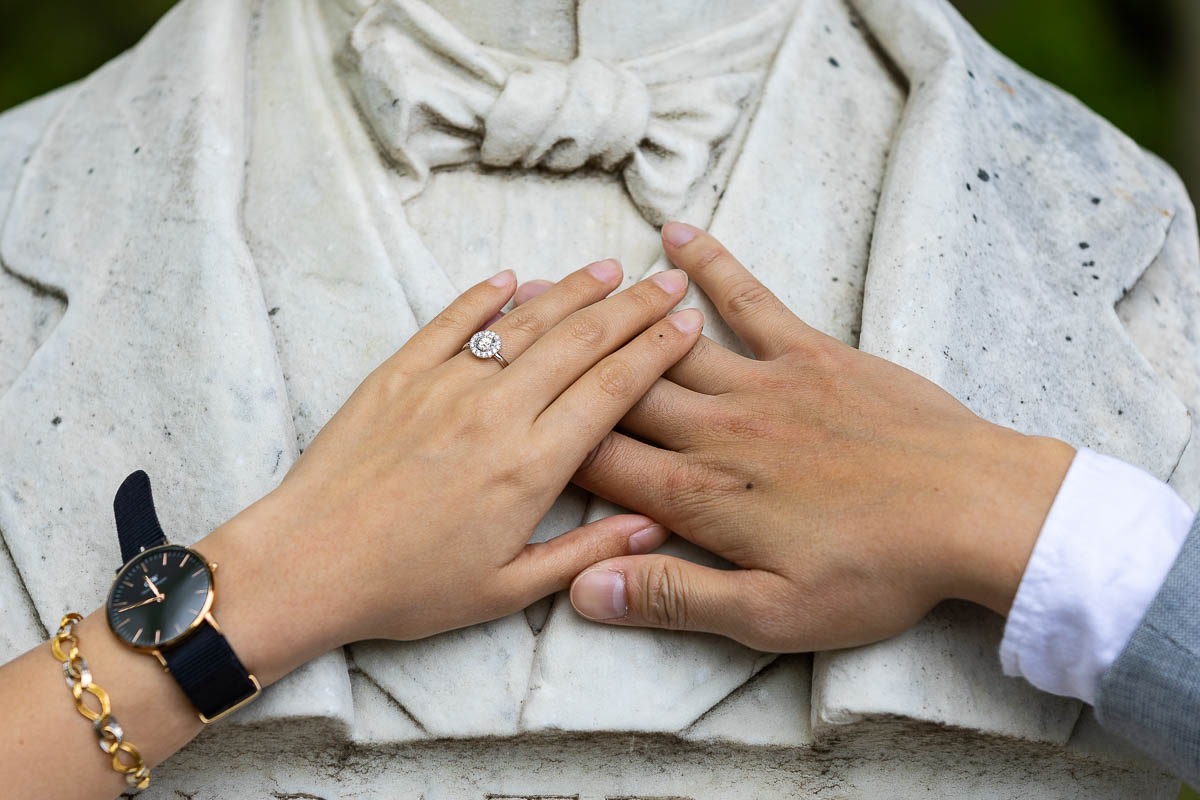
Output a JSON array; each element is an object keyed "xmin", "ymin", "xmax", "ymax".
[
  {"xmin": 504, "ymin": 310, "xmax": 548, "ymax": 339},
  {"xmin": 662, "ymin": 461, "xmax": 695, "ymax": 499},
  {"xmin": 510, "ymin": 443, "xmax": 549, "ymax": 482},
  {"xmin": 628, "ymin": 281, "xmax": 666, "ymax": 314},
  {"xmin": 454, "ymin": 395, "xmax": 494, "ymax": 432},
  {"xmin": 807, "ymin": 335, "xmax": 849, "ymax": 368},
  {"xmin": 723, "ymin": 279, "xmax": 774, "ymax": 318},
  {"xmin": 690, "ymin": 243, "xmax": 727, "ymax": 273},
  {"xmin": 430, "ymin": 308, "xmax": 469, "ymax": 332},
  {"xmin": 565, "ymin": 314, "xmax": 608, "ymax": 347},
  {"xmin": 451, "ymin": 384, "xmax": 507, "ymax": 428},
  {"xmin": 595, "ymin": 358, "xmax": 638, "ymax": 399},
  {"xmin": 663, "ymin": 457, "xmax": 743, "ymax": 510},
  {"xmin": 662, "ymin": 460, "xmax": 710, "ymax": 506},
  {"xmin": 711, "ymin": 408, "xmax": 774, "ymax": 441},
  {"xmin": 489, "ymin": 435, "xmax": 550, "ymax": 487},
  {"xmin": 640, "ymin": 560, "xmax": 691, "ymax": 630},
  {"xmin": 753, "ymin": 361, "xmax": 803, "ymax": 393},
  {"xmin": 783, "ymin": 337, "xmax": 847, "ymax": 383},
  {"xmin": 366, "ymin": 360, "xmax": 409, "ymax": 396}
]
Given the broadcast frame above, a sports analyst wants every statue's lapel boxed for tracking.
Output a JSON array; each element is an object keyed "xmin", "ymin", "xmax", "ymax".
[
  {"xmin": 809, "ymin": 0, "xmax": 1189, "ymax": 745},
  {"xmin": 0, "ymin": 0, "xmax": 352, "ymax": 724},
  {"xmin": 0, "ymin": 0, "xmax": 286, "ymax": 618},
  {"xmin": 849, "ymin": 0, "xmax": 1187, "ymax": 473},
  {"xmin": 241, "ymin": 0, "xmax": 440, "ymax": 450},
  {"xmin": 694, "ymin": 0, "xmax": 907, "ymax": 349}
]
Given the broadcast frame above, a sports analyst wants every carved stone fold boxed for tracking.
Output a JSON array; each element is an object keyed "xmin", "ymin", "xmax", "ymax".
[{"xmin": 0, "ymin": 0, "xmax": 1191, "ymax": 795}]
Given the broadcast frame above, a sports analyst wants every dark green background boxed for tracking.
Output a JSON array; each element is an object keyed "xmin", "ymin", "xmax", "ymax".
[
  {"xmin": 0, "ymin": 1, "xmax": 1195, "ymax": 796},
  {"xmin": 0, "ymin": 0, "xmax": 1196, "ymax": 196}
]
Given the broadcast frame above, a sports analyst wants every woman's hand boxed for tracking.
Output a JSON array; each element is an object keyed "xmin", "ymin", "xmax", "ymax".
[
  {"xmin": 202, "ymin": 260, "xmax": 703, "ymax": 683},
  {"xmin": 551, "ymin": 224, "xmax": 1075, "ymax": 653},
  {"xmin": 0, "ymin": 258, "xmax": 705, "ymax": 800}
]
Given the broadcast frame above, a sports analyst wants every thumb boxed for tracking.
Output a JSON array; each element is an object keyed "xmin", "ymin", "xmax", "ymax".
[{"xmin": 569, "ymin": 554, "xmax": 772, "ymax": 642}]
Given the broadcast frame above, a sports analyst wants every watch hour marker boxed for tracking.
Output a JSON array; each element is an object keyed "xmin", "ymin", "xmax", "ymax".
[
  {"xmin": 121, "ymin": 580, "xmax": 133, "ymax": 588},
  {"xmin": 180, "ymin": 554, "xmax": 190, "ymax": 567},
  {"xmin": 186, "ymin": 608, "xmax": 200, "ymax": 616},
  {"xmin": 191, "ymin": 568, "xmax": 205, "ymax": 577},
  {"xmin": 162, "ymin": 552, "xmax": 168, "ymax": 567},
  {"xmin": 117, "ymin": 619, "xmax": 130, "ymax": 629},
  {"xmin": 133, "ymin": 627, "xmax": 143, "ymax": 643},
  {"xmin": 154, "ymin": 630, "xmax": 161, "ymax": 645}
]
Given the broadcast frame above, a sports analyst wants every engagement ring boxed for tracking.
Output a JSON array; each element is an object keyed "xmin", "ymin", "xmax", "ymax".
[{"xmin": 464, "ymin": 330, "xmax": 508, "ymax": 368}]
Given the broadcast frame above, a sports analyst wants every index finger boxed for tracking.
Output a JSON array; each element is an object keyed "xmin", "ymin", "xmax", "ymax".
[{"xmin": 660, "ymin": 222, "xmax": 808, "ymax": 359}]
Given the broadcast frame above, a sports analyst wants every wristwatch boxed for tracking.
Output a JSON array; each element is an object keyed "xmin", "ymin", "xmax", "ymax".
[{"xmin": 104, "ymin": 470, "xmax": 260, "ymax": 723}]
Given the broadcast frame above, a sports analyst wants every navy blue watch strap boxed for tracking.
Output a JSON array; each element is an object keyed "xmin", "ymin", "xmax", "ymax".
[
  {"xmin": 112, "ymin": 470, "xmax": 259, "ymax": 722},
  {"xmin": 113, "ymin": 470, "xmax": 168, "ymax": 564},
  {"xmin": 160, "ymin": 620, "xmax": 259, "ymax": 722}
]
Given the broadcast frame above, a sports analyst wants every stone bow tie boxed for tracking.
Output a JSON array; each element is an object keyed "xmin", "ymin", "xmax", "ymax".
[{"xmin": 344, "ymin": 0, "xmax": 788, "ymax": 225}]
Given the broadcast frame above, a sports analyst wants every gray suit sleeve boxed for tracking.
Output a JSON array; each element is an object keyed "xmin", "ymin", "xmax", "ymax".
[{"xmin": 1095, "ymin": 513, "xmax": 1200, "ymax": 784}]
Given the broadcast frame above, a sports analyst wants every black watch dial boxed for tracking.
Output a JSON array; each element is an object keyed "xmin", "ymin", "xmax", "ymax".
[{"xmin": 106, "ymin": 545, "xmax": 214, "ymax": 649}]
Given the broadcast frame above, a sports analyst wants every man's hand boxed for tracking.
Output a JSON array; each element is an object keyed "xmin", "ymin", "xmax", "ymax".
[{"xmin": 559, "ymin": 223, "xmax": 1076, "ymax": 653}]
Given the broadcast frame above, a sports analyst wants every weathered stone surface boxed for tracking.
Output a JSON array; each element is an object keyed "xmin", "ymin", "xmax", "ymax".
[
  {"xmin": 812, "ymin": 0, "xmax": 1199, "ymax": 745},
  {"xmin": 0, "ymin": 0, "xmax": 1193, "ymax": 794},
  {"xmin": 0, "ymin": 0, "xmax": 353, "ymax": 727},
  {"xmin": 813, "ymin": 602, "xmax": 1080, "ymax": 743},
  {"xmin": 1115, "ymin": 184, "xmax": 1200, "ymax": 507},
  {"xmin": 0, "ymin": 87, "xmax": 69, "ymax": 667},
  {"xmin": 0, "ymin": 89, "xmax": 67, "ymax": 406},
  {"xmin": 522, "ymin": 500, "xmax": 776, "ymax": 733},
  {"xmin": 144, "ymin": 724, "xmax": 1179, "ymax": 800},
  {"xmin": 682, "ymin": 654, "xmax": 814, "ymax": 747}
]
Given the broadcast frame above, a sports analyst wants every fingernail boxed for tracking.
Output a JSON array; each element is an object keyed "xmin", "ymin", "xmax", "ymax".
[
  {"xmin": 514, "ymin": 280, "xmax": 553, "ymax": 305},
  {"xmin": 669, "ymin": 308, "xmax": 703, "ymax": 333},
  {"xmin": 572, "ymin": 569, "xmax": 627, "ymax": 620},
  {"xmin": 488, "ymin": 269, "xmax": 515, "ymax": 287},
  {"xmin": 662, "ymin": 221, "xmax": 699, "ymax": 247},
  {"xmin": 628, "ymin": 525, "xmax": 667, "ymax": 555},
  {"xmin": 651, "ymin": 269, "xmax": 688, "ymax": 294},
  {"xmin": 587, "ymin": 259, "xmax": 622, "ymax": 282}
]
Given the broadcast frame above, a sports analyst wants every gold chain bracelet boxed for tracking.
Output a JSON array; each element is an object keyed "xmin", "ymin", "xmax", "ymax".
[{"xmin": 51, "ymin": 613, "xmax": 152, "ymax": 794}]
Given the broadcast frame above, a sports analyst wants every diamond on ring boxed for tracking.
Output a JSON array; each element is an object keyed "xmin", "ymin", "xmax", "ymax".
[{"xmin": 468, "ymin": 330, "xmax": 503, "ymax": 360}]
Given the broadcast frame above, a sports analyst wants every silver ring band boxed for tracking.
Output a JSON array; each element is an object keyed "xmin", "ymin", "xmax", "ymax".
[{"xmin": 464, "ymin": 330, "xmax": 508, "ymax": 368}]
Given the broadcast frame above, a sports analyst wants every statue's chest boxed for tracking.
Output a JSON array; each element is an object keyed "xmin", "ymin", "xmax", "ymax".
[{"xmin": 404, "ymin": 166, "xmax": 665, "ymax": 293}]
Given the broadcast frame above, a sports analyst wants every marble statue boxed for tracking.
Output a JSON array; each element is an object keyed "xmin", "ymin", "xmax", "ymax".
[{"xmin": 0, "ymin": 0, "xmax": 1197, "ymax": 795}]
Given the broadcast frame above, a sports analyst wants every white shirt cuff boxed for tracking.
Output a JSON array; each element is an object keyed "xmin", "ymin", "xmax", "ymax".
[{"xmin": 999, "ymin": 447, "xmax": 1194, "ymax": 705}]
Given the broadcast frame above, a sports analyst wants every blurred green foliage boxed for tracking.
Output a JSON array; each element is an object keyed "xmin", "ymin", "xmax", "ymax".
[
  {"xmin": 0, "ymin": 0, "xmax": 178, "ymax": 111},
  {"xmin": 0, "ymin": 0, "xmax": 1187, "ymax": 183},
  {"xmin": 1182, "ymin": 783, "xmax": 1199, "ymax": 800},
  {"xmin": 952, "ymin": 0, "xmax": 1178, "ymax": 164},
  {"xmin": 1, "ymin": 0, "xmax": 1192, "ymax": 196}
]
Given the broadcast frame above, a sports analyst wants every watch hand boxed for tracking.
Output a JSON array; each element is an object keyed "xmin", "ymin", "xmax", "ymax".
[
  {"xmin": 117, "ymin": 596, "xmax": 160, "ymax": 612},
  {"xmin": 144, "ymin": 574, "xmax": 165, "ymax": 600}
]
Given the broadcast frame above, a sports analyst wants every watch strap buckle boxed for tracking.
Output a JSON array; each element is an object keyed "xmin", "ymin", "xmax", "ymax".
[{"xmin": 197, "ymin": 674, "xmax": 261, "ymax": 724}]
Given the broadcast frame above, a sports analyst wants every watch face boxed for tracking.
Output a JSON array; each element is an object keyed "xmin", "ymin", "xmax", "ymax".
[{"xmin": 106, "ymin": 545, "xmax": 214, "ymax": 649}]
